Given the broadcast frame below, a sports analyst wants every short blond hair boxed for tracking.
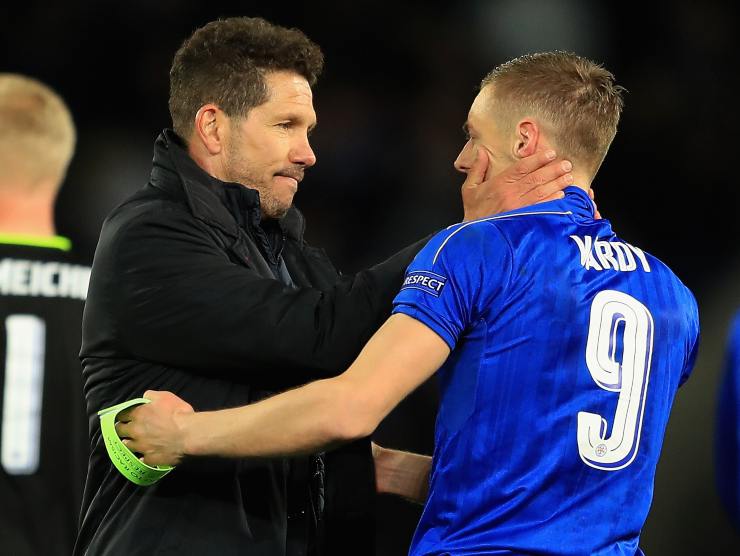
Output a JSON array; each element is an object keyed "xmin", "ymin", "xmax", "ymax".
[
  {"xmin": 482, "ymin": 52, "xmax": 624, "ymax": 176},
  {"xmin": 0, "ymin": 74, "xmax": 76, "ymax": 187}
]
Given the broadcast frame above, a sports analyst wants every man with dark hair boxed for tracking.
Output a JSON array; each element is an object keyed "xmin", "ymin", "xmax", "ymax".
[
  {"xmin": 75, "ymin": 18, "xmax": 575, "ymax": 556},
  {"xmin": 120, "ymin": 52, "xmax": 700, "ymax": 555},
  {"xmin": 0, "ymin": 74, "xmax": 90, "ymax": 556}
]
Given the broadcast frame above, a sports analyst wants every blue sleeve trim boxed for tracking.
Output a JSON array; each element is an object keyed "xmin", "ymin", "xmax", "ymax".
[{"xmin": 392, "ymin": 304, "xmax": 457, "ymax": 350}]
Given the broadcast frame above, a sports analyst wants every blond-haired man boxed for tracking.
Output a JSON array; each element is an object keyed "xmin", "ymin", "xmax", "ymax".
[{"xmin": 0, "ymin": 74, "xmax": 90, "ymax": 556}]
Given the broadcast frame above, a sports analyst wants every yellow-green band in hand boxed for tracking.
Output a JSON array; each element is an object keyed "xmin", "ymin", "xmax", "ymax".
[{"xmin": 98, "ymin": 398, "xmax": 175, "ymax": 486}]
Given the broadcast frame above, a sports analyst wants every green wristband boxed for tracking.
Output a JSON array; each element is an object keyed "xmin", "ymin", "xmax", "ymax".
[{"xmin": 98, "ymin": 398, "xmax": 175, "ymax": 486}]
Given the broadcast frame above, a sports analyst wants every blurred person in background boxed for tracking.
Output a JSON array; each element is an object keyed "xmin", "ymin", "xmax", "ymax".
[
  {"xmin": 0, "ymin": 74, "xmax": 90, "ymax": 556},
  {"xmin": 120, "ymin": 52, "xmax": 700, "ymax": 556},
  {"xmin": 75, "ymin": 17, "xmax": 575, "ymax": 556},
  {"xmin": 716, "ymin": 313, "xmax": 740, "ymax": 531}
]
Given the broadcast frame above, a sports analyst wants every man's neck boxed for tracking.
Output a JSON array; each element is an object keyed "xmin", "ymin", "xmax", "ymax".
[
  {"xmin": 187, "ymin": 136, "xmax": 228, "ymax": 183},
  {"xmin": 571, "ymin": 171, "xmax": 593, "ymax": 192},
  {"xmin": 0, "ymin": 192, "xmax": 56, "ymax": 237}
]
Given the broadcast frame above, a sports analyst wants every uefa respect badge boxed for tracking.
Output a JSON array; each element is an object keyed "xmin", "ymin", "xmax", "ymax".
[
  {"xmin": 400, "ymin": 270, "xmax": 447, "ymax": 297},
  {"xmin": 98, "ymin": 398, "xmax": 175, "ymax": 486}
]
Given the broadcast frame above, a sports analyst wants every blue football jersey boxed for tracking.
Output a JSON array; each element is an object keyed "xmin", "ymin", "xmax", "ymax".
[
  {"xmin": 392, "ymin": 186, "xmax": 699, "ymax": 556},
  {"xmin": 716, "ymin": 312, "xmax": 740, "ymax": 530}
]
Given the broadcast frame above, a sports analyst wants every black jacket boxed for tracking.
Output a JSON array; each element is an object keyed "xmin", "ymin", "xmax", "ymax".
[{"xmin": 75, "ymin": 130, "xmax": 429, "ymax": 556}]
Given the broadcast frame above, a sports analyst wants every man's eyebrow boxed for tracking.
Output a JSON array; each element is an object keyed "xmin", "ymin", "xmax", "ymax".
[{"xmin": 462, "ymin": 121, "xmax": 469, "ymax": 135}]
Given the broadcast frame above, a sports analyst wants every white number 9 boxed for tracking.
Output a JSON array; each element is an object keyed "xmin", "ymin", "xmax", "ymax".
[{"xmin": 577, "ymin": 290, "xmax": 654, "ymax": 471}]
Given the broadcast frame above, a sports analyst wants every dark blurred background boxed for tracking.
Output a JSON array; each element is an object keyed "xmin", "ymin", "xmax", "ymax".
[{"xmin": 3, "ymin": 0, "xmax": 739, "ymax": 553}]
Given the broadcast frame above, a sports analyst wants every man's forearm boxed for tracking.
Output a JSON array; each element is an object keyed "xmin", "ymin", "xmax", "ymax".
[
  {"xmin": 373, "ymin": 444, "xmax": 432, "ymax": 504},
  {"xmin": 180, "ymin": 379, "xmax": 358, "ymax": 459},
  {"xmin": 122, "ymin": 314, "xmax": 450, "ymax": 467}
]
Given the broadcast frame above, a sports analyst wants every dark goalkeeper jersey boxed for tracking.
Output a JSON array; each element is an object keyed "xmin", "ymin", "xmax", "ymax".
[{"xmin": 0, "ymin": 236, "xmax": 90, "ymax": 556}]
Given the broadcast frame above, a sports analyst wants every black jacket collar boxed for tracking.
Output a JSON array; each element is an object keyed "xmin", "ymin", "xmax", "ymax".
[{"xmin": 149, "ymin": 129, "xmax": 306, "ymax": 243}]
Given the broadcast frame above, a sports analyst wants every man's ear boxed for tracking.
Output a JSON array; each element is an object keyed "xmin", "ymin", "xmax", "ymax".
[
  {"xmin": 513, "ymin": 119, "xmax": 540, "ymax": 158},
  {"xmin": 193, "ymin": 104, "xmax": 227, "ymax": 155}
]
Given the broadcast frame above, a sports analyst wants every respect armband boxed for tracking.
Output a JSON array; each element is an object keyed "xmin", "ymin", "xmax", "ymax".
[{"xmin": 98, "ymin": 398, "xmax": 175, "ymax": 486}]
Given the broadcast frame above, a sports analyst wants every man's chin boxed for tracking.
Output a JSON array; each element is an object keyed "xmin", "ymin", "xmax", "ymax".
[{"xmin": 263, "ymin": 203, "xmax": 292, "ymax": 220}]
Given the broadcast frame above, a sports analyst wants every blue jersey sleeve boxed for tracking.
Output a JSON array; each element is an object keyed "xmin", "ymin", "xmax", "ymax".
[
  {"xmin": 392, "ymin": 221, "xmax": 513, "ymax": 349},
  {"xmin": 716, "ymin": 311, "xmax": 740, "ymax": 531}
]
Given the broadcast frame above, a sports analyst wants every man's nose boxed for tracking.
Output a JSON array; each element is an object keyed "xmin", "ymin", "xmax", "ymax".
[
  {"xmin": 291, "ymin": 138, "xmax": 317, "ymax": 168},
  {"xmin": 453, "ymin": 141, "xmax": 474, "ymax": 174}
]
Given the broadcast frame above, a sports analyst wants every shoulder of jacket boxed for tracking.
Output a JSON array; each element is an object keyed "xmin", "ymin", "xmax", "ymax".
[{"xmin": 101, "ymin": 190, "xmax": 209, "ymax": 245}]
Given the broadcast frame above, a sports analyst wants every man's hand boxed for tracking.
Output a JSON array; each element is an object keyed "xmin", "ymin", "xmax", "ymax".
[
  {"xmin": 115, "ymin": 390, "xmax": 194, "ymax": 467},
  {"xmin": 371, "ymin": 441, "xmax": 431, "ymax": 504},
  {"xmin": 589, "ymin": 187, "xmax": 602, "ymax": 220},
  {"xmin": 461, "ymin": 148, "xmax": 575, "ymax": 221}
]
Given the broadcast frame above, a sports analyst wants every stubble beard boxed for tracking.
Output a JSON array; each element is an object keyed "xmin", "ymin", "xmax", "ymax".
[{"xmin": 223, "ymin": 144, "xmax": 291, "ymax": 220}]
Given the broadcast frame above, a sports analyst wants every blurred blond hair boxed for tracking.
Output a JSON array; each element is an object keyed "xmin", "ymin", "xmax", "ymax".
[{"xmin": 0, "ymin": 73, "xmax": 76, "ymax": 189}]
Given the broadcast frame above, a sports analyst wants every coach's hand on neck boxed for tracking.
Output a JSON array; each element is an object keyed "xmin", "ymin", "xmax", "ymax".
[{"xmin": 460, "ymin": 147, "xmax": 575, "ymax": 222}]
